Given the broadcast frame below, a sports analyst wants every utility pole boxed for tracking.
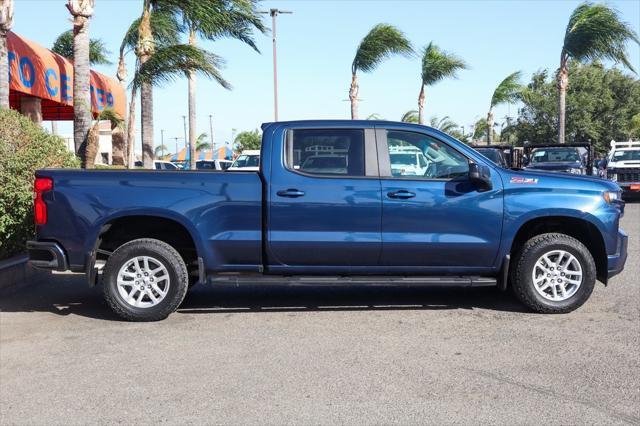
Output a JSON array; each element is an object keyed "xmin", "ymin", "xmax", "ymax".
[
  {"xmin": 173, "ymin": 137, "xmax": 180, "ymax": 159},
  {"xmin": 182, "ymin": 115, "xmax": 188, "ymax": 168},
  {"xmin": 259, "ymin": 8, "xmax": 292, "ymax": 122},
  {"xmin": 160, "ymin": 129, "xmax": 165, "ymax": 158},
  {"xmin": 209, "ymin": 114, "xmax": 215, "ymax": 155}
]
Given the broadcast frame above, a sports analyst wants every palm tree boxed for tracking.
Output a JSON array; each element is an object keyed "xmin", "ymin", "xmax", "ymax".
[
  {"xmin": 350, "ymin": 24, "xmax": 412, "ymax": 120},
  {"xmin": 366, "ymin": 113, "xmax": 385, "ymax": 120},
  {"xmin": 486, "ymin": 71, "xmax": 522, "ymax": 144},
  {"xmin": 52, "ymin": 30, "xmax": 112, "ymax": 64},
  {"xmin": 118, "ymin": 9, "xmax": 181, "ymax": 168},
  {"xmin": 0, "ymin": 0, "xmax": 14, "ymax": 108},
  {"xmin": 170, "ymin": 0, "xmax": 265, "ymax": 170},
  {"xmin": 400, "ymin": 110, "xmax": 419, "ymax": 123},
  {"xmin": 558, "ymin": 2, "xmax": 639, "ymax": 144},
  {"xmin": 154, "ymin": 144, "xmax": 168, "ymax": 158},
  {"xmin": 66, "ymin": 0, "xmax": 94, "ymax": 167},
  {"xmin": 84, "ymin": 108, "xmax": 123, "ymax": 169},
  {"xmin": 195, "ymin": 132, "xmax": 211, "ymax": 151},
  {"xmin": 428, "ymin": 115, "xmax": 459, "ymax": 134},
  {"xmin": 418, "ymin": 42, "xmax": 467, "ymax": 125}
]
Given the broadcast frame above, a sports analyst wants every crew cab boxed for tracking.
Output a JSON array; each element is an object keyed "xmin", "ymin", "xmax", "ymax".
[{"xmin": 28, "ymin": 121, "xmax": 628, "ymax": 321}]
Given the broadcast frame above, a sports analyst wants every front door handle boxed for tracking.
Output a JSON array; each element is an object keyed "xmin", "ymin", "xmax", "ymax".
[
  {"xmin": 387, "ymin": 190, "xmax": 416, "ymax": 199},
  {"xmin": 277, "ymin": 188, "xmax": 306, "ymax": 198}
]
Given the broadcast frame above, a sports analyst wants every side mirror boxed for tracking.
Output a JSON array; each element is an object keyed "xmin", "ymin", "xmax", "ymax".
[{"xmin": 469, "ymin": 162, "xmax": 492, "ymax": 192}]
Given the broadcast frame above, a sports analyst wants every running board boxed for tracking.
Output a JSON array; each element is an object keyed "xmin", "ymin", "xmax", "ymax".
[{"xmin": 207, "ymin": 275, "xmax": 497, "ymax": 287}]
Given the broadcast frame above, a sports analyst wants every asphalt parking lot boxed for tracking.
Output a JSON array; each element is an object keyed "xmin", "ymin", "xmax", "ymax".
[{"xmin": 1, "ymin": 203, "xmax": 638, "ymax": 425}]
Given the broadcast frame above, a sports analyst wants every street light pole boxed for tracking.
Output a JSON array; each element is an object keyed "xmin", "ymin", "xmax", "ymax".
[
  {"xmin": 260, "ymin": 8, "xmax": 292, "ymax": 122},
  {"xmin": 209, "ymin": 114, "xmax": 215, "ymax": 155},
  {"xmin": 160, "ymin": 129, "xmax": 165, "ymax": 158},
  {"xmin": 182, "ymin": 115, "xmax": 188, "ymax": 168}
]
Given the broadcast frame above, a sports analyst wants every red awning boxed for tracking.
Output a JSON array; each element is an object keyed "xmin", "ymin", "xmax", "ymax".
[{"xmin": 7, "ymin": 31, "xmax": 126, "ymax": 121}]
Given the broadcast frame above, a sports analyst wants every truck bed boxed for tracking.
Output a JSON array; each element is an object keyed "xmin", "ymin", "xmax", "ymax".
[{"xmin": 35, "ymin": 169, "xmax": 263, "ymax": 272}]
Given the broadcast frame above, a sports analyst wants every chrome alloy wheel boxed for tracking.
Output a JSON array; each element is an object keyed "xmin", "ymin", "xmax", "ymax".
[
  {"xmin": 532, "ymin": 250, "xmax": 583, "ymax": 302},
  {"xmin": 117, "ymin": 256, "xmax": 170, "ymax": 308}
]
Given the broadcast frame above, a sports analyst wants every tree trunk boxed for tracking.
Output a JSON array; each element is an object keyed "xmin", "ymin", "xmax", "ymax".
[
  {"xmin": 140, "ymin": 81, "xmax": 154, "ymax": 168},
  {"xmin": 71, "ymin": 12, "xmax": 92, "ymax": 167},
  {"xmin": 557, "ymin": 62, "xmax": 569, "ymax": 144},
  {"xmin": 0, "ymin": 0, "xmax": 14, "ymax": 108},
  {"xmin": 486, "ymin": 109, "xmax": 494, "ymax": 145},
  {"xmin": 0, "ymin": 32, "xmax": 8, "ymax": 108},
  {"xmin": 111, "ymin": 123, "xmax": 125, "ymax": 166},
  {"xmin": 83, "ymin": 120, "xmax": 100, "ymax": 169},
  {"xmin": 418, "ymin": 85, "xmax": 425, "ymax": 125},
  {"xmin": 188, "ymin": 29, "xmax": 196, "ymax": 170},
  {"xmin": 349, "ymin": 73, "xmax": 358, "ymax": 120},
  {"xmin": 137, "ymin": 1, "xmax": 154, "ymax": 169},
  {"xmin": 126, "ymin": 86, "xmax": 137, "ymax": 168},
  {"xmin": 51, "ymin": 121, "xmax": 58, "ymax": 135}
]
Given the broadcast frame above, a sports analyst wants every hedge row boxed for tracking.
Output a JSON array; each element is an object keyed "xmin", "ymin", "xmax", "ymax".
[{"xmin": 0, "ymin": 108, "xmax": 78, "ymax": 259}]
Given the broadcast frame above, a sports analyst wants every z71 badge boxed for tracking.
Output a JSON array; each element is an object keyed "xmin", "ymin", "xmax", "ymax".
[{"xmin": 510, "ymin": 177, "xmax": 539, "ymax": 184}]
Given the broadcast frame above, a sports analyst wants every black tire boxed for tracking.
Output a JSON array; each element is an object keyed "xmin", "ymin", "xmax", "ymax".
[
  {"xmin": 511, "ymin": 233, "xmax": 596, "ymax": 314},
  {"xmin": 103, "ymin": 238, "xmax": 188, "ymax": 321}
]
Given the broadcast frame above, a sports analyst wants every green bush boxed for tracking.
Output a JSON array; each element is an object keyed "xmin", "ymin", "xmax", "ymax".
[{"xmin": 0, "ymin": 108, "xmax": 79, "ymax": 259}]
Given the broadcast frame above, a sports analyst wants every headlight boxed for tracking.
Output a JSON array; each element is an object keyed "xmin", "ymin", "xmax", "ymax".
[{"xmin": 603, "ymin": 191, "xmax": 620, "ymax": 203}]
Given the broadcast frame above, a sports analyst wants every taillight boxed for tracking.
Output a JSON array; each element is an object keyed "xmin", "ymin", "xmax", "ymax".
[{"xmin": 34, "ymin": 177, "xmax": 53, "ymax": 225}]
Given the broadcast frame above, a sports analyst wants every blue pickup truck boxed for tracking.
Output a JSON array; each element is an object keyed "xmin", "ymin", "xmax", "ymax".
[{"xmin": 28, "ymin": 121, "xmax": 628, "ymax": 321}]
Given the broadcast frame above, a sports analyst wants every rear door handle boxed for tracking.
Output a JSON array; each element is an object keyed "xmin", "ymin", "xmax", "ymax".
[
  {"xmin": 387, "ymin": 190, "xmax": 416, "ymax": 199},
  {"xmin": 277, "ymin": 188, "xmax": 306, "ymax": 198}
]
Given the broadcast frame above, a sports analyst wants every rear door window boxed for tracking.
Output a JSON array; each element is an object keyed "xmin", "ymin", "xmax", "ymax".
[{"xmin": 288, "ymin": 129, "xmax": 365, "ymax": 176}]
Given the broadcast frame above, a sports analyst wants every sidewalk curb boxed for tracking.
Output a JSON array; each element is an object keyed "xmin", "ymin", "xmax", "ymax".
[{"xmin": 0, "ymin": 254, "xmax": 37, "ymax": 291}]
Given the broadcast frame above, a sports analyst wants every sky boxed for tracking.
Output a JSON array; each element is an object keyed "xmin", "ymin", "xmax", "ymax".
[{"xmin": 12, "ymin": 0, "xmax": 640, "ymax": 154}]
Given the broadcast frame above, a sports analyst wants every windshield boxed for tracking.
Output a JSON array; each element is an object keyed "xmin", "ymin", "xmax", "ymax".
[
  {"xmin": 476, "ymin": 148, "xmax": 502, "ymax": 165},
  {"xmin": 232, "ymin": 155, "xmax": 260, "ymax": 168},
  {"xmin": 612, "ymin": 150, "xmax": 640, "ymax": 161},
  {"xmin": 531, "ymin": 148, "xmax": 580, "ymax": 163}
]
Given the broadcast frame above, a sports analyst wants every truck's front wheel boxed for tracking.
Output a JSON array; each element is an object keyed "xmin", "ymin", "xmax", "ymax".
[
  {"xmin": 102, "ymin": 238, "xmax": 189, "ymax": 321},
  {"xmin": 511, "ymin": 233, "xmax": 596, "ymax": 314}
]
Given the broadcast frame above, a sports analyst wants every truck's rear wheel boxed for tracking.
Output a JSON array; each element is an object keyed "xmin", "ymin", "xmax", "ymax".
[
  {"xmin": 511, "ymin": 233, "xmax": 596, "ymax": 314},
  {"xmin": 102, "ymin": 238, "xmax": 188, "ymax": 321}
]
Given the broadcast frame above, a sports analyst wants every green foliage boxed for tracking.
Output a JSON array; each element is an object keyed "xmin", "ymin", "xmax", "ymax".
[
  {"xmin": 366, "ymin": 113, "xmax": 385, "ymax": 120},
  {"xmin": 132, "ymin": 44, "xmax": 230, "ymax": 90},
  {"xmin": 195, "ymin": 132, "xmax": 211, "ymax": 151},
  {"xmin": 154, "ymin": 144, "xmax": 168, "ymax": 156},
  {"xmin": 562, "ymin": 2, "xmax": 639, "ymax": 71},
  {"xmin": 234, "ymin": 129, "xmax": 261, "ymax": 151},
  {"xmin": 0, "ymin": 109, "xmax": 78, "ymax": 259},
  {"xmin": 490, "ymin": 71, "xmax": 523, "ymax": 108},
  {"xmin": 120, "ymin": 10, "xmax": 182, "ymax": 54},
  {"xmin": 352, "ymin": 24, "xmax": 413, "ymax": 74},
  {"xmin": 420, "ymin": 42, "xmax": 468, "ymax": 86},
  {"xmin": 401, "ymin": 110, "xmax": 419, "ymax": 123},
  {"xmin": 428, "ymin": 115, "xmax": 459, "ymax": 134},
  {"xmin": 513, "ymin": 63, "xmax": 640, "ymax": 151},
  {"xmin": 51, "ymin": 30, "xmax": 112, "ymax": 65}
]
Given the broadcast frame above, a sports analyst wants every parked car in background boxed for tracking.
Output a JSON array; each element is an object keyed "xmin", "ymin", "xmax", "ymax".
[
  {"xmin": 523, "ymin": 145, "xmax": 592, "ymax": 175},
  {"xmin": 228, "ymin": 150, "xmax": 260, "ymax": 171},
  {"xmin": 195, "ymin": 159, "xmax": 233, "ymax": 171},
  {"xmin": 389, "ymin": 145, "xmax": 429, "ymax": 176},
  {"xmin": 134, "ymin": 160, "xmax": 179, "ymax": 170},
  {"xmin": 605, "ymin": 140, "xmax": 640, "ymax": 197},
  {"xmin": 474, "ymin": 147, "xmax": 509, "ymax": 168},
  {"xmin": 28, "ymin": 120, "xmax": 627, "ymax": 321}
]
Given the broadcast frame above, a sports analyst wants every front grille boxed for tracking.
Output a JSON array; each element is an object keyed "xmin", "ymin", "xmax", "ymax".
[{"xmin": 611, "ymin": 168, "xmax": 640, "ymax": 183}]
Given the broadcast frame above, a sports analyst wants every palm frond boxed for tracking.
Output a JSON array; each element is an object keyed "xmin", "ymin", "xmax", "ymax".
[
  {"xmin": 132, "ymin": 44, "xmax": 231, "ymax": 90},
  {"xmin": 563, "ymin": 2, "xmax": 639, "ymax": 72},
  {"xmin": 366, "ymin": 113, "xmax": 385, "ymax": 120},
  {"xmin": 490, "ymin": 71, "xmax": 523, "ymax": 108},
  {"xmin": 429, "ymin": 115, "xmax": 458, "ymax": 133},
  {"xmin": 96, "ymin": 108, "xmax": 124, "ymax": 130},
  {"xmin": 159, "ymin": 0, "xmax": 266, "ymax": 52},
  {"xmin": 401, "ymin": 110, "xmax": 419, "ymax": 123},
  {"xmin": 52, "ymin": 30, "xmax": 112, "ymax": 65},
  {"xmin": 120, "ymin": 10, "xmax": 182, "ymax": 55},
  {"xmin": 352, "ymin": 23, "xmax": 413, "ymax": 74},
  {"xmin": 154, "ymin": 144, "xmax": 168, "ymax": 156},
  {"xmin": 420, "ymin": 42, "xmax": 468, "ymax": 86}
]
